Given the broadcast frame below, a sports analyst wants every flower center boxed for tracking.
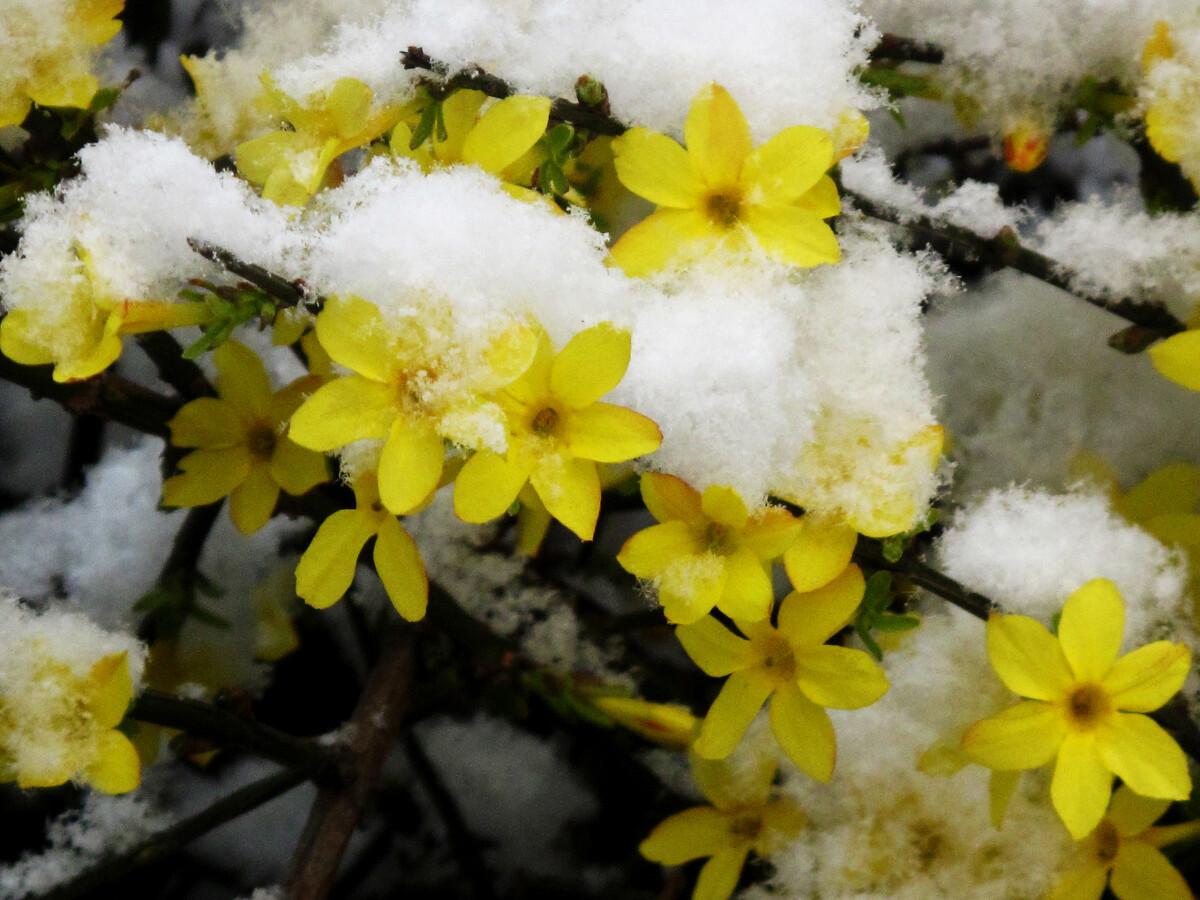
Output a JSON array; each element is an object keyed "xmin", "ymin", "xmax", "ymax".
[
  {"xmin": 728, "ymin": 812, "xmax": 763, "ymax": 843},
  {"xmin": 1094, "ymin": 820, "xmax": 1121, "ymax": 865},
  {"xmin": 759, "ymin": 634, "xmax": 795, "ymax": 682},
  {"xmin": 1065, "ymin": 683, "xmax": 1112, "ymax": 730},
  {"xmin": 531, "ymin": 406, "xmax": 561, "ymax": 436},
  {"xmin": 703, "ymin": 522, "xmax": 734, "ymax": 554},
  {"xmin": 246, "ymin": 424, "xmax": 277, "ymax": 460},
  {"xmin": 704, "ymin": 189, "xmax": 743, "ymax": 228}
]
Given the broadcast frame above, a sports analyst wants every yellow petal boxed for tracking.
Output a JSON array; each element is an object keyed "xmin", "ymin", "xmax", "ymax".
[
  {"xmin": 1118, "ymin": 462, "xmax": 1200, "ymax": 520},
  {"xmin": 1046, "ymin": 864, "xmax": 1109, "ymax": 900},
  {"xmin": 168, "ymin": 397, "xmax": 244, "ymax": 448},
  {"xmin": 961, "ymin": 701, "xmax": 1066, "ymax": 770},
  {"xmin": 86, "ymin": 731, "xmax": 141, "ymax": 795},
  {"xmin": 236, "ymin": 130, "xmax": 306, "ymax": 184},
  {"xmin": 454, "ymin": 450, "xmax": 530, "ymax": 523},
  {"xmin": 565, "ymin": 402, "xmax": 661, "ymax": 462},
  {"xmin": 792, "ymin": 644, "xmax": 888, "ymax": 709},
  {"xmin": 1149, "ymin": 331, "xmax": 1200, "ymax": 391},
  {"xmin": 793, "ymin": 176, "xmax": 841, "ymax": 218},
  {"xmin": 638, "ymin": 806, "xmax": 729, "ymax": 864},
  {"xmin": 502, "ymin": 330, "xmax": 554, "ymax": 405},
  {"xmin": 742, "ymin": 205, "xmax": 841, "ymax": 268},
  {"xmin": 694, "ymin": 847, "xmax": 749, "ymax": 900},
  {"xmin": 986, "ymin": 613, "xmax": 1075, "ymax": 701},
  {"xmin": 88, "ymin": 653, "xmax": 133, "ymax": 729},
  {"xmin": 608, "ymin": 208, "xmax": 714, "ymax": 277},
  {"xmin": 641, "ymin": 472, "xmax": 705, "ymax": 525},
  {"xmin": 676, "ymin": 617, "xmax": 756, "ymax": 676},
  {"xmin": 1108, "ymin": 784, "xmax": 1171, "ymax": 837},
  {"xmin": 294, "ymin": 509, "xmax": 378, "ymax": 608},
  {"xmin": 378, "ymin": 418, "xmax": 443, "ymax": 515},
  {"xmin": 53, "ymin": 329, "xmax": 123, "ymax": 383},
  {"xmin": 769, "ymin": 681, "xmax": 836, "ymax": 782},
  {"xmin": 229, "ymin": 464, "xmax": 280, "ymax": 534},
  {"xmin": 29, "ymin": 71, "xmax": 99, "ymax": 110},
  {"xmin": 693, "ymin": 670, "xmax": 773, "ymax": 759},
  {"xmin": 659, "ymin": 556, "xmax": 727, "ymax": 625},
  {"xmin": 617, "ymin": 521, "xmax": 703, "ymax": 578},
  {"xmin": 685, "ymin": 84, "xmax": 752, "ymax": 188},
  {"xmin": 783, "ymin": 518, "xmax": 857, "ymax": 593},
  {"xmin": 374, "ymin": 517, "xmax": 428, "ymax": 621},
  {"xmin": 462, "ymin": 95, "xmax": 552, "ymax": 175},
  {"xmin": 0, "ymin": 94, "xmax": 32, "ymax": 130},
  {"xmin": 611, "ymin": 127, "xmax": 702, "ymax": 207},
  {"xmin": 700, "ymin": 485, "xmax": 749, "ymax": 529},
  {"xmin": 269, "ymin": 439, "xmax": 329, "ymax": 496},
  {"xmin": 326, "ymin": 78, "xmax": 373, "ymax": 138},
  {"xmin": 288, "ymin": 376, "xmax": 396, "ymax": 451},
  {"xmin": 162, "ymin": 446, "xmax": 253, "ymax": 507},
  {"xmin": 759, "ymin": 798, "xmax": 807, "ymax": 849},
  {"xmin": 739, "ymin": 507, "xmax": 802, "ymax": 560},
  {"xmin": 0, "ymin": 309, "xmax": 55, "ymax": 365},
  {"xmin": 515, "ymin": 488, "xmax": 553, "ymax": 556},
  {"xmin": 432, "ymin": 90, "xmax": 486, "ymax": 162},
  {"xmin": 550, "ymin": 323, "xmax": 631, "ymax": 409},
  {"xmin": 213, "ymin": 341, "xmax": 273, "ymax": 418},
  {"xmin": 741, "ymin": 126, "xmax": 834, "ymax": 204},
  {"xmin": 716, "ymin": 548, "xmax": 773, "ymax": 622},
  {"xmin": 530, "ymin": 455, "xmax": 601, "ymax": 541},
  {"xmin": 989, "ymin": 770, "xmax": 1021, "ymax": 829},
  {"xmin": 1111, "ymin": 839, "xmax": 1193, "ymax": 900},
  {"xmin": 1096, "ymin": 713, "xmax": 1191, "ymax": 800},
  {"xmin": 1104, "ymin": 641, "xmax": 1191, "ymax": 713},
  {"xmin": 1059, "ymin": 579, "xmax": 1125, "ymax": 682},
  {"xmin": 691, "ymin": 752, "xmax": 777, "ymax": 811},
  {"xmin": 314, "ymin": 295, "xmax": 394, "ymax": 382},
  {"xmin": 777, "ymin": 564, "xmax": 865, "ymax": 647},
  {"xmin": 1052, "ymin": 732, "xmax": 1114, "ymax": 840}
]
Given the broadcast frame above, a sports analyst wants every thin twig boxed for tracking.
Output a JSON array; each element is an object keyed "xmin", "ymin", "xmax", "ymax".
[
  {"xmin": 871, "ymin": 33, "xmax": 946, "ymax": 65},
  {"xmin": 135, "ymin": 332, "xmax": 215, "ymax": 399},
  {"xmin": 854, "ymin": 538, "xmax": 997, "ymax": 621},
  {"xmin": 188, "ymin": 238, "xmax": 314, "ymax": 310},
  {"xmin": 286, "ymin": 621, "xmax": 416, "ymax": 900}
]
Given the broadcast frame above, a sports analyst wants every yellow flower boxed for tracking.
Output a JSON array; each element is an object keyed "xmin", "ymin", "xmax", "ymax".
[
  {"xmin": 294, "ymin": 469, "xmax": 427, "ymax": 620},
  {"xmin": 0, "ymin": 246, "xmax": 210, "ymax": 382},
  {"xmin": 1141, "ymin": 21, "xmax": 1200, "ymax": 192},
  {"xmin": 162, "ymin": 341, "xmax": 329, "ymax": 534},
  {"xmin": 1003, "ymin": 117, "xmax": 1052, "ymax": 173},
  {"xmin": 454, "ymin": 323, "xmax": 662, "ymax": 541},
  {"xmin": 0, "ymin": 0, "xmax": 124, "ymax": 128},
  {"xmin": 609, "ymin": 82, "xmax": 840, "ymax": 276},
  {"xmin": 1148, "ymin": 330, "xmax": 1200, "ymax": 392},
  {"xmin": 616, "ymin": 473, "xmax": 801, "ymax": 624},
  {"xmin": 961, "ymin": 579, "xmax": 1192, "ymax": 839},
  {"xmin": 677, "ymin": 565, "xmax": 889, "ymax": 781},
  {"xmin": 0, "ymin": 651, "xmax": 139, "ymax": 794},
  {"xmin": 640, "ymin": 752, "xmax": 805, "ymax": 900},
  {"xmin": 1048, "ymin": 785, "xmax": 1200, "ymax": 900},
  {"xmin": 288, "ymin": 296, "xmax": 538, "ymax": 516},
  {"xmin": 236, "ymin": 76, "xmax": 401, "ymax": 205},
  {"xmin": 917, "ymin": 736, "xmax": 1023, "ymax": 830}
]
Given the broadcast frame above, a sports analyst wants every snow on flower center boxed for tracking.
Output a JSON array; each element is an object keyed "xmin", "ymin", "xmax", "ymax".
[
  {"xmin": 1065, "ymin": 683, "xmax": 1112, "ymax": 730},
  {"xmin": 704, "ymin": 189, "xmax": 743, "ymax": 229}
]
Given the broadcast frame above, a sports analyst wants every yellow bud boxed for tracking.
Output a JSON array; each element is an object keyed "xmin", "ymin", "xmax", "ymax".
[
  {"xmin": 1002, "ymin": 120, "xmax": 1051, "ymax": 173},
  {"xmin": 590, "ymin": 696, "xmax": 700, "ymax": 749},
  {"xmin": 832, "ymin": 109, "xmax": 870, "ymax": 161}
]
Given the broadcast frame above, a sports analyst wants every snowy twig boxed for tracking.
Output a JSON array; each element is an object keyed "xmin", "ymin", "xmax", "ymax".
[
  {"xmin": 845, "ymin": 189, "xmax": 1188, "ymax": 348},
  {"xmin": 135, "ymin": 332, "xmax": 215, "ymax": 399},
  {"xmin": 871, "ymin": 33, "xmax": 945, "ymax": 65},
  {"xmin": 130, "ymin": 689, "xmax": 338, "ymax": 770},
  {"xmin": 188, "ymin": 238, "xmax": 315, "ymax": 311},
  {"xmin": 286, "ymin": 621, "xmax": 416, "ymax": 900},
  {"xmin": 42, "ymin": 763, "xmax": 322, "ymax": 900},
  {"xmin": 854, "ymin": 538, "xmax": 997, "ymax": 621}
]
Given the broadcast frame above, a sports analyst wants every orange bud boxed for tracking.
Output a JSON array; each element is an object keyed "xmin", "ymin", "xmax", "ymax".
[{"xmin": 1002, "ymin": 121, "xmax": 1051, "ymax": 173}]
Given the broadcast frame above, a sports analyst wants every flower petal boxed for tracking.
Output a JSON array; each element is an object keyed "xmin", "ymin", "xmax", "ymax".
[
  {"xmin": 314, "ymin": 295, "xmax": 394, "ymax": 382},
  {"xmin": 374, "ymin": 516, "xmax": 428, "ymax": 621},
  {"xmin": 770, "ymin": 682, "xmax": 836, "ymax": 782},
  {"xmin": 1118, "ymin": 462, "xmax": 1200, "ymax": 521},
  {"xmin": 229, "ymin": 464, "xmax": 281, "ymax": 535},
  {"xmin": 1110, "ymin": 840, "xmax": 1193, "ymax": 900},
  {"xmin": 1096, "ymin": 713, "xmax": 1191, "ymax": 801},
  {"xmin": 1149, "ymin": 331, "xmax": 1200, "ymax": 391},
  {"xmin": 378, "ymin": 418, "xmax": 444, "ymax": 515},
  {"xmin": 641, "ymin": 472, "xmax": 705, "ymax": 525},
  {"xmin": 693, "ymin": 670, "xmax": 773, "ymax": 759},
  {"xmin": 162, "ymin": 446, "xmax": 253, "ymax": 508},
  {"xmin": 741, "ymin": 125, "xmax": 833, "ymax": 204},
  {"xmin": 1059, "ymin": 579, "xmax": 1125, "ymax": 682},
  {"xmin": 269, "ymin": 439, "xmax": 329, "ymax": 496},
  {"xmin": 700, "ymin": 485, "xmax": 749, "ymax": 529},
  {"xmin": 742, "ymin": 204, "xmax": 841, "ymax": 268},
  {"xmin": 86, "ymin": 731, "xmax": 141, "ymax": 795},
  {"xmin": 659, "ymin": 554, "xmax": 727, "ymax": 625},
  {"xmin": 739, "ymin": 507, "xmax": 803, "ymax": 560},
  {"xmin": 676, "ymin": 617, "xmax": 755, "ymax": 676},
  {"xmin": 716, "ymin": 548, "xmax": 773, "ymax": 623},
  {"xmin": 168, "ymin": 397, "xmax": 244, "ymax": 448},
  {"xmin": 288, "ymin": 376, "xmax": 395, "ymax": 451},
  {"xmin": 793, "ymin": 644, "xmax": 888, "ymax": 709},
  {"xmin": 294, "ymin": 509, "xmax": 378, "ymax": 609},
  {"xmin": 88, "ymin": 653, "xmax": 133, "ymax": 729},
  {"xmin": 986, "ymin": 613, "xmax": 1075, "ymax": 701},
  {"xmin": 565, "ymin": 402, "xmax": 661, "ymax": 462},
  {"xmin": 612, "ymin": 127, "xmax": 702, "ymax": 207},
  {"xmin": 782, "ymin": 518, "xmax": 857, "ymax": 593},
  {"xmin": 638, "ymin": 806, "xmax": 729, "ymax": 864},
  {"xmin": 1104, "ymin": 641, "xmax": 1191, "ymax": 713},
  {"xmin": 1107, "ymin": 784, "xmax": 1170, "ymax": 838},
  {"xmin": 530, "ymin": 455, "xmax": 601, "ymax": 541},
  {"xmin": 213, "ymin": 340, "xmax": 273, "ymax": 418},
  {"xmin": 695, "ymin": 847, "xmax": 749, "ymax": 900},
  {"xmin": 1052, "ymin": 732, "xmax": 1114, "ymax": 840},
  {"xmin": 685, "ymin": 83, "xmax": 752, "ymax": 188},
  {"xmin": 961, "ymin": 701, "xmax": 1066, "ymax": 770},
  {"xmin": 1045, "ymin": 864, "xmax": 1109, "ymax": 900},
  {"xmin": 462, "ymin": 95, "xmax": 552, "ymax": 175},
  {"xmin": 608, "ymin": 208, "xmax": 714, "ymax": 277},
  {"xmin": 454, "ymin": 450, "xmax": 530, "ymax": 524},
  {"xmin": 793, "ymin": 176, "xmax": 841, "ymax": 218},
  {"xmin": 989, "ymin": 770, "xmax": 1021, "ymax": 829},
  {"xmin": 617, "ymin": 521, "xmax": 703, "ymax": 578},
  {"xmin": 777, "ymin": 564, "xmax": 865, "ymax": 647},
  {"xmin": 550, "ymin": 323, "xmax": 630, "ymax": 410}
]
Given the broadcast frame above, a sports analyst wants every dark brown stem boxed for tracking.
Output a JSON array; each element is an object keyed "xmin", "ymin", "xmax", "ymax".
[
  {"xmin": 135, "ymin": 332, "xmax": 215, "ymax": 399},
  {"xmin": 871, "ymin": 33, "xmax": 945, "ymax": 65},
  {"xmin": 854, "ymin": 538, "xmax": 996, "ymax": 620},
  {"xmin": 285, "ymin": 621, "xmax": 416, "ymax": 900},
  {"xmin": 188, "ymin": 238, "xmax": 315, "ymax": 310}
]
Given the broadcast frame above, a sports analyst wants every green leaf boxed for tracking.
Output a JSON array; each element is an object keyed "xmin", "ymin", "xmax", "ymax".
[
  {"xmin": 874, "ymin": 613, "xmax": 920, "ymax": 633},
  {"xmin": 409, "ymin": 103, "xmax": 438, "ymax": 150}
]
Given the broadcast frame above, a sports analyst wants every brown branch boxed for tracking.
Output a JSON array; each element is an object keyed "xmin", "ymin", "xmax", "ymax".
[
  {"xmin": 854, "ymin": 537, "xmax": 996, "ymax": 621},
  {"xmin": 871, "ymin": 33, "xmax": 945, "ymax": 65},
  {"xmin": 188, "ymin": 238, "xmax": 315, "ymax": 311},
  {"xmin": 135, "ymin": 332, "xmax": 215, "ymax": 399},
  {"xmin": 285, "ymin": 621, "xmax": 416, "ymax": 900}
]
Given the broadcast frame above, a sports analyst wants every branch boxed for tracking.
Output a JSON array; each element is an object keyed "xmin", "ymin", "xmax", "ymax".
[
  {"xmin": 188, "ymin": 238, "xmax": 315, "ymax": 311},
  {"xmin": 135, "ymin": 332, "xmax": 215, "ymax": 399},
  {"xmin": 870, "ymin": 33, "xmax": 945, "ymax": 65},
  {"xmin": 854, "ymin": 538, "xmax": 996, "ymax": 621},
  {"xmin": 130, "ymin": 689, "xmax": 337, "ymax": 770},
  {"xmin": 285, "ymin": 621, "xmax": 416, "ymax": 900},
  {"xmin": 845, "ymin": 189, "xmax": 1187, "ymax": 348},
  {"xmin": 42, "ymin": 764, "xmax": 321, "ymax": 900}
]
